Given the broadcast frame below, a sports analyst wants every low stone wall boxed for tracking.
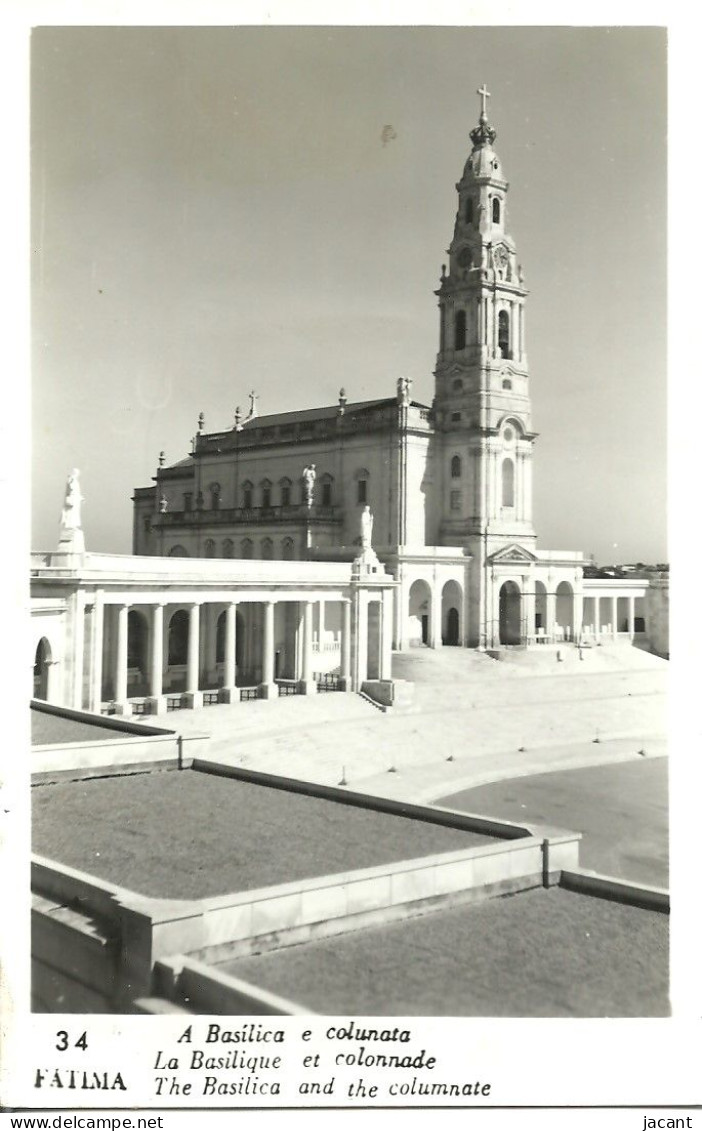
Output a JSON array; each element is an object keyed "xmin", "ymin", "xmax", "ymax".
[
  {"xmin": 361, "ymin": 679, "xmax": 414, "ymax": 708},
  {"xmin": 193, "ymin": 760, "xmax": 533, "ymax": 841},
  {"xmin": 148, "ymin": 955, "xmax": 310, "ymax": 1016},
  {"xmin": 31, "ymin": 700, "xmax": 209, "ymax": 781},
  {"xmin": 31, "ymin": 822, "xmax": 580, "ymax": 1013},
  {"xmin": 559, "ymin": 869, "xmax": 669, "ymax": 912}
]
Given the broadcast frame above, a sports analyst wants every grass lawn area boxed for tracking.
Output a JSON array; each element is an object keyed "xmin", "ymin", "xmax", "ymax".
[
  {"xmin": 222, "ymin": 887, "xmax": 669, "ymax": 1017},
  {"xmin": 31, "ymin": 769, "xmax": 496, "ymax": 899},
  {"xmin": 31, "ymin": 710, "xmax": 133, "ymax": 746},
  {"xmin": 436, "ymin": 758, "xmax": 668, "ymax": 888}
]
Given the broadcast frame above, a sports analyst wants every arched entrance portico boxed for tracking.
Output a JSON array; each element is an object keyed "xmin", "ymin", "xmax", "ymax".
[
  {"xmin": 408, "ymin": 579, "xmax": 432, "ymax": 646},
  {"xmin": 34, "ymin": 638, "xmax": 52, "ymax": 700},
  {"xmin": 127, "ymin": 610, "xmax": 149, "ymax": 695},
  {"xmin": 555, "ymin": 581, "xmax": 574, "ymax": 640},
  {"xmin": 499, "ymin": 581, "xmax": 521, "ymax": 645},
  {"xmin": 441, "ymin": 580, "xmax": 462, "ymax": 645}
]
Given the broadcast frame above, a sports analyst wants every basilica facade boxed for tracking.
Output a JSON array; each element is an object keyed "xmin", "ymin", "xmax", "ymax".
[{"xmin": 132, "ymin": 91, "xmax": 648, "ymax": 654}]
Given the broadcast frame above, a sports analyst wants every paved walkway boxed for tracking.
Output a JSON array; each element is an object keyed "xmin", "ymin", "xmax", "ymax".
[{"xmin": 168, "ymin": 647, "xmax": 667, "ymax": 802}]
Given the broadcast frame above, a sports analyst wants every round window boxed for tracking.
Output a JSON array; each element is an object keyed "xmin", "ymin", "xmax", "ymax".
[{"xmin": 503, "ymin": 427, "xmax": 514, "ymax": 442}]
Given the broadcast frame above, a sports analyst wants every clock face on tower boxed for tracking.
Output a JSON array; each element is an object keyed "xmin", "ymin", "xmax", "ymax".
[{"xmin": 456, "ymin": 246, "xmax": 473, "ymax": 269}]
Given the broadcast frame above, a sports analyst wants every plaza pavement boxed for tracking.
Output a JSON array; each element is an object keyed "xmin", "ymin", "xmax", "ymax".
[{"xmin": 171, "ymin": 644, "xmax": 668, "ymax": 803}]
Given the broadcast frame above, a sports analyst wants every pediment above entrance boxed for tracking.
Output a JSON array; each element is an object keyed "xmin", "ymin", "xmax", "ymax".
[{"xmin": 489, "ymin": 543, "xmax": 537, "ymax": 565}]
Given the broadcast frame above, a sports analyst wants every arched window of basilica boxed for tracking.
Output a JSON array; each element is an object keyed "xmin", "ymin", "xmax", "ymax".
[
  {"xmin": 204, "ymin": 539, "xmax": 216, "ymax": 558},
  {"xmin": 261, "ymin": 480, "xmax": 272, "ymax": 509},
  {"xmin": 498, "ymin": 310, "xmax": 510, "ymax": 358},
  {"xmin": 451, "ymin": 455, "xmax": 462, "ymax": 479},
  {"xmin": 168, "ymin": 545, "xmax": 189, "ymax": 557},
  {"xmin": 320, "ymin": 473, "xmax": 333, "ymax": 507},
  {"xmin": 222, "ymin": 538, "xmax": 234, "ymax": 559},
  {"xmin": 242, "ymin": 481, "xmax": 253, "ymax": 509},
  {"xmin": 502, "ymin": 457, "xmax": 515, "ymax": 508},
  {"xmin": 282, "ymin": 537, "xmax": 294, "ymax": 560},
  {"xmin": 241, "ymin": 538, "xmax": 253, "ymax": 559},
  {"xmin": 279, "ymin": 477, "xmax": 292, "ymax": 507},
  {"xmin": 209, "ymin": 483, "xmax": 221, "ymax": 510},
  {"xmin": 492, "ymin": 197, "xmax": 501, "ymax": 224},
  {"xmin": 354, "ymin": 468, "xmax": 370, "ymax": 505},
  {"xmin": 455, "ymin": 309, "xmax": 466, "ymax": 351},
  {"xmin": 261, "ymin": 538, "xmax": 274, "ymax": 560}
]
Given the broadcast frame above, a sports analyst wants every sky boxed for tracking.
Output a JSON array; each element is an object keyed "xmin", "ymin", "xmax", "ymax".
[{"xmin": 30, "ymin": 24, "xmax": 667, "ymax": 563}]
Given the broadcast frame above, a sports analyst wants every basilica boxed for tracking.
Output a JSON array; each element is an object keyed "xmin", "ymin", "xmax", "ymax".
[
  {"xmin": 132, "ymin": 89, "xmax": 648, "ymax": 656},
  {"xmin": 32, "ymin": 91, "xmax": 655, "ymax": 717}
]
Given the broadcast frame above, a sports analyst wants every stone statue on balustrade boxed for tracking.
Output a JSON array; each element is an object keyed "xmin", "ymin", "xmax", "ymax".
[
  {"xmin": 58, "ymin": 468, "xmax": 85, "ymax": 553},
  {"xmin": 353, "ymin": 504, "xmax": 381, "ymax": 577},
  {"xmin": 302, "ymin": 463, "xmax": 316, "ymax": 509}
]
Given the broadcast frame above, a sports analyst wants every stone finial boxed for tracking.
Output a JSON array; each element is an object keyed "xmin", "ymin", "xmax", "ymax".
[
  {"xmin": 234, "ymin": 406, "xmax": 242, "ymax": 430},
  {"xmin": 158, "ymin": 450, "xmax": 165, "ymax": 467},
  {"xmin": 198, "ymin": 412, "xmax": 205, "ymax": 432},
  {"xmin": 338, "ymin": 387, "xmax": 347, "ymax": 414},
  {"xmin": 159, "ymin": 495, "xmax": 168, "ymax": 514},
  {"xmin": 248, "ymin": 390, "xmax": 258, "ymax": 418}
]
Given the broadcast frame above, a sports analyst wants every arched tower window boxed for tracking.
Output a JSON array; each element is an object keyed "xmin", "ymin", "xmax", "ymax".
[
  {"xmin": 465, "ymin": 197, "xmax": 474, "ymax": 224},
  {"xmin": 209, "ymin": 483, "xmax": 221, "ymax": 510},
  {"xmin": 242, "ymin": 481, "xmax": 253, "ymax": 509},
  {"xmin": 492, "ymin": 197, "xmax": 501, "ymax": 224},
  {"xmin": 455, "ymin": 309, "xmax": 466, "ymax": 351},
  {"xmin": 502, "ymin": 457, "xmax": 515, "ymax": 507},
  {"xmin": 451, "ymin": 455, "xmax": 462, "ymax": 479},
  {"xmin": 261, "ymin": 480, "xmax": 272, "ymax": 509},
  {"xmin": 498, "ymin": 310, "xmax": 510, "ymax": 358}
]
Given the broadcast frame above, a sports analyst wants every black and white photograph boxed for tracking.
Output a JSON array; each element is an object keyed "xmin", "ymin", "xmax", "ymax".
[{"xmin": 1, "ymin": 6, "xmax": 699, "ymax": 1119}]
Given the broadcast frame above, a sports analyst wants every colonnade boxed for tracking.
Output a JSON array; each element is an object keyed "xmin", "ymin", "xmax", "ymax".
[{"xmin": 74, "ymin": 591, "xmax": 392, "ymax": 716}]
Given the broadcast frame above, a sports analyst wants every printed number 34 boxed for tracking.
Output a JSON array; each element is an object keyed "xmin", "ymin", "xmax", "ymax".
[{"xmin": 56, "ymin": 1031, "xmax": 88, "ymax": 1051}]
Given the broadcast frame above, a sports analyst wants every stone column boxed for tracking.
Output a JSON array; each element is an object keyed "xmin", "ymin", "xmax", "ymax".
[
  {"xmin": 594, "ymin": 595, "xmax": 601, "ymax": 641},
  {"xmin": 114, "ymin": 603, "xmax": 131, "ymax": 715},
  {"xmin": 146, "ymin": 603, "xmax": 166, "ymax": 714},
  {"xmin": 352, "ymin": 588, "xmax": 368, "ymax": 690},
  {"xmin": 259, "ymin": 600, "xmax": 279, "ymax": 698},
  {"xmin": 545, "ymin": 586, "xmax": 557, "ymax": 642},
  {"xmin": 523, "ymin": 576, "xmax": 536, "ymax": 643},
  {"xmin": 221, "ymin": 602, "xmax": 238, "ymax": 704},
  {"xmin": 340, "ymin": 599, "xmax": 352, "ymax": 691},
  {"xmin": 430, "ymin": 583, "xmax": 443, "ymax": 649},
  {"xmin": 71, "ymin": 588, "xmax": 86, "ymax": 710},
  {"xmin": 184, "ymin": 602, "xmax": 203, "ymax": 708},
  {"xmin": 299, "ymin": 601, "xmax": 316, "ymax": 695},
  {"xmin": 205, "ymin": 604, "xmax": 219, "ymax": 684},
  {"xmin": 380, "ymin": 588, "xmax": 394, "ymax": 679},
  {"xmin": 573, "ymin": 587, "xmax": 584, "ymax": 645},
  {"xmin": 628, "ymin": 595, "xmax": 636, "ymax": 641},
  {"xmin": 89, "ymin": 589, "xmax": 104, "ymax": 713}
]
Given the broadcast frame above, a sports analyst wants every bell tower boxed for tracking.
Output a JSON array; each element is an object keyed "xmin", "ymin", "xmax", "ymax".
[{"xmin": 433, "ymin": 86, "xmax": 537, "ymax": 555}]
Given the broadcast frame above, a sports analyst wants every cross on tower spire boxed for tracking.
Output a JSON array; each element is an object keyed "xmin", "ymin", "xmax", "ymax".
[{"xmin": 477, "ymin": 83, "xmax": 491, "ymax": 121}]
